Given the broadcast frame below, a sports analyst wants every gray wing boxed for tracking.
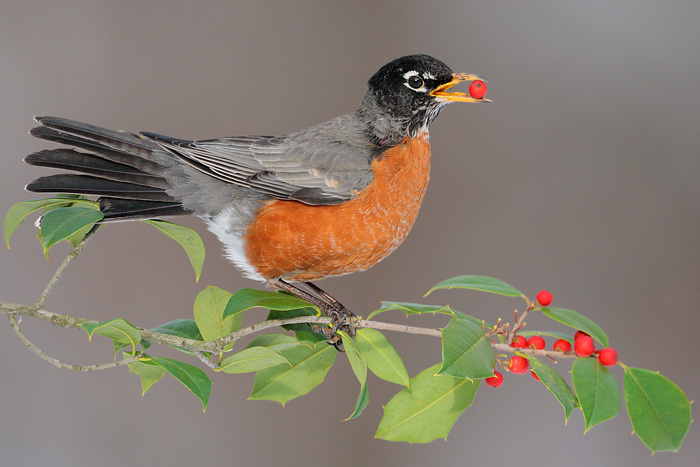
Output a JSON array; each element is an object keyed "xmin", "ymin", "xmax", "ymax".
[{"xmin": 141, "ymin": 114, "xmax": 375, "ymax": 205}]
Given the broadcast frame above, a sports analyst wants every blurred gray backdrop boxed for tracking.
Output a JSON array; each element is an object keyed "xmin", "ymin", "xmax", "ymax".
[{"xmin": 1, "ymin": 1, "xmax": 698, "ymax": 466}]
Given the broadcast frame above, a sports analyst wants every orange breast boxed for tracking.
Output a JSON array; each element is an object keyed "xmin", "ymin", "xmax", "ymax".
[{"xmin": 244, "ymin": 134, "xmax": 431, "ymax": 281}]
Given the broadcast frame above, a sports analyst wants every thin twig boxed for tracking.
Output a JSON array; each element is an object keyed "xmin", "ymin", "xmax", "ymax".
[
  {"xmin": 194, "ymin": 351, "xmax": 220, "ymax": 370},
  {"xmin": 6, "ymin": 312, "xmax": 139, "ymax": 371},
  {"xmin": 492, "ymin": 342, "xmax": 577, "ymax": 360},
  {"xmin": 37, "ymin": 225, "xmax": 99, "ymax": 308}
]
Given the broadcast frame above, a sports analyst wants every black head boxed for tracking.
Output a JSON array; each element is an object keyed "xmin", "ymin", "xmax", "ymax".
[{"xmin": 360, "ymin": 54, "xmax": 488, "ymax": 143}]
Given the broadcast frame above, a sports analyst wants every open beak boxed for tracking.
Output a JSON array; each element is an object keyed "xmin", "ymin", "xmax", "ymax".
[{"xmin": 430, "ymin": 73, "xmax": 492, "ymax": 103}]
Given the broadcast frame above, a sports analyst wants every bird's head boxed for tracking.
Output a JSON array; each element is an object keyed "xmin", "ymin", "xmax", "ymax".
[{"xmin": 360, "ymin": 54, "xmax": 490, "ymax": 144}]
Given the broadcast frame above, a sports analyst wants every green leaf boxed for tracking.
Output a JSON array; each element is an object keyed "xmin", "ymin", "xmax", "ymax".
[
  {"xmin": 426, "ymin": 275, "xmax": 524, "ymax": 297},
  {"xmin": 369, "ymin": 301, "xmax": 485, "ymax": 327},
  {"xmin": 223, "ymin": 288, "xmax": 313, "ymax": 320},
  {"xmin": 624, "ymin": 367, "xmax": 692, "ymax": 453},
  {"xmin": 438, "ymin": 317, "xmax": 495, "ymax": 380},
  {"xmin": 193, "ymin": 286, "xmax": 240, "ymax": 343},
  {"xmin": 3, "ymin": 196, "xmax": 93, "ymax": 248},
  {"xmin": 355, "ymin": 328, "xmax": 409, "ymax": 387},
  {"xmin": 250, "ymin": 341, "xmax": 336, "ymax": 405},
  {"xmin": 81, "ymin": 319, "xmax": 142, "ymax": 349},
  {"xmin": 150, "ymin": 319, "xmax": 204, "ymax": 356},
  {"xmin": 150, "ymin": 356, "xmax": 211, "ymax": 412},
  {"xmin": 142, "ymin": 220, "xmax": 205, "ymax": 282},
  {"xmin": 67, "ymin": 222, "xmax": 95, "ymax": 247},
  {"xmin": 245, "ymin": 333, "xmax": 299, "ymax": 352},
  {"xmin": 39, "ymin": 206, "xmax": 103, "ymax": 254},
  {"xmin": 375, "ymin": 363, "xmax": 480, "ymax": 443},
  {"xmin": 151, "ymin": 319, "xmax": 203, "ymax": 341},
  {"xmin": 128, "ymin": 358, "xmax": 166, "ymax": 396},
  {"xmin": 349, "ymin": 381, "xmax": 370, "ymax": 422},
  {"xmin": 266, "ymin": 307, "xmax": 325, "ymax": 344},
  {"xmin": 338, "ymin": 330, "xmax": 369, "ymax": 420},
  {"xmin": 368, "ymin": 301, "xmax": 452, "ymax": 321},
  {"xmin": 219, "ymin": 346, "xmax": 291, "ymax": 373},
  {"xmin": 572, "ymin": 357, "xmax": 620, "ymax": 432},
  {"xmin": 528, "ymin": 356, "xmax": 579, "ymax": 422},
  {"xmin": 540, "ymin": 307, "xmax": 608, "ymax": 347}
]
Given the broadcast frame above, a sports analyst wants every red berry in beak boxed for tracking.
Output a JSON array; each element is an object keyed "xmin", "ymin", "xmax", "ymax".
[{"xmin": 469, "ymin": 80, "xmax": 487, "ymax": 99}]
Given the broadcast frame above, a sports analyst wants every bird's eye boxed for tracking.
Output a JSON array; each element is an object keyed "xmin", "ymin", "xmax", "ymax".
[{"xmin": 407, "ymin": 75, "xmax": 424, "ymax": 89}]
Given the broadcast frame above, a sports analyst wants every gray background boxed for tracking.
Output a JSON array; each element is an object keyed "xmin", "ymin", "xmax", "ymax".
[{"xmin": 1, "ymin": 1, "xmax": 698, "ymax": 466}]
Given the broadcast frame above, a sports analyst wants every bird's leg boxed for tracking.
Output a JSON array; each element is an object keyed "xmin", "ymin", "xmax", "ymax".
[
  {"xmin": 302, "ymin": 281, "xmax": 356, "ymax": 334},
  {"xmin": 268, "ymin": 279, "xmax": 356, "ymax": 341}
]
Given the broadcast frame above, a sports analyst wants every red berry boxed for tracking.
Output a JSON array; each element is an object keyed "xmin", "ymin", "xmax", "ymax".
[
  {"xmin": 574, "ymin": 335, "xmax": 595, "ymax": 357},
  {"xmin": 468, "ymin": 80, "xmax": 487, "ymax": 99},
  {"xmin": 530, "ymin": 370, "xmax": 540, "ymax": 381},
  {"xmin": 527, "ymin": 335, "xmax": 546, "ymax": 350},
  {"xmin": 511, "ymin": 335, "xmax": 528, "ymax": 348},
  {"xmin": 509, "ymin": 356, "xmax": 530, "ymax": 374},
  {"xmin": 536, "ymin": 290, "xmax": 553, "ymax": 306},
  {"xmin": 553, "ymin": 339, "xmax": 572, "ymax": 352},
  {"xmin": 575, "ymin": 330, "xmax": 590, "ymax": 340},
  {"xmin": 598, "ymin": 348, "xmax": 618, "ymax": 367},
  {"xmin": 485, "ymin": 371, "xmax": 504, "ymax": 388}
]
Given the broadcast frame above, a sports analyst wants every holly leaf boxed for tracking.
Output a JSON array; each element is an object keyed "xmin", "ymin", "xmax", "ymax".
[
  {"xmin": 624, "ymin": 367, "xmax": 692, "ymax": 453},
  {"xmin": 219, "ymin": 346, "xmax": 291, "ymax": 373},
  {"xmin": 81, "ymin": 319, "xmax": 142, "ymax": 350},
  {"xmin": 375, "ymin": 363, "xmax": 480, "ymax": 443},
  {"xmin": 193, "ymin": 286, "xmax": 240, "ymax": 345},
  {"xmin": 39, "ymin": 206, "xmax": 103, "ymax": 255},
  {"xmin": 266, "ymin": 307, "xmax": 325, "ymax": 344},
  {"xmin": 250, "ymin": 341, "xmax": 336, "ymax": 405},
  {"xmin": 355, "ymin": 328, "xmax": 409, "ymax": 387},
  {"xmin": 572, "ymin": 357, "xmax": 620, "ymax": 432},
  {"xmin": 438, "ymin": 316, "xmax": 495, "ymax": 380},
  {"xmin": 528, "ymin": 356, "xmax": 579, "ymax": 422},
  {"xmin": 338, "ymin": 330, "xmax": 369, "ymax": 420},
  {"xmin": 151, "ymin": 319, "xmax": 203, "ymax": 341},
  {"xmin": 425, "ymin": 275, "xmax": 524, "ymax": 298},
  {"xmin": 142, "ymin": 220, "xmax": 205, "ymax": 282},
  {"xmin": 540, "ymin": 307, "xmax": 608, "ymax": 347},
  {"xmin": 223, "ymin": 288, "xmax": 313, "ymax": 321},
  {"xmin": 369, "ymin": 301, "xmax": 484, "ymax": 326},
  {"xmin": 3, "ymin": 195, "xmax": 93, "ymax": 248},
  {"xmin": 245, "ymin": 333, "xmax": 300, "ymax": 352},
  {"xmin": 150, "ymin": 356, "xmax": 211, "ymax": 412},
  {"xmin": 127, "ymin": 358, "xmax": 166, "ymax": 396},
  {"xmin": 150, "ymin": 319, "xmax": 205, "ymax": 356}
]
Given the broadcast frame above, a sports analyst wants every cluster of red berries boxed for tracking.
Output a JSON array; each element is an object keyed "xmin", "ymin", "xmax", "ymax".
[
  {"xmin": 574, "ymin": 331, "xmax": 618, "ymax": 366},
  {"xmin": 485, "ymin": 290, "xmax": 618, "ymax": 388}
]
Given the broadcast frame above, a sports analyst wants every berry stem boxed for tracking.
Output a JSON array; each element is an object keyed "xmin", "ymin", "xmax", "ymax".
[{"xmin": 492, "ymin": 343, "xmax": 579, "ymax": 360}]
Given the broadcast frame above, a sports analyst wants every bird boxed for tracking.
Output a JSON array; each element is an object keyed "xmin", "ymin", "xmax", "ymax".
[{"xmin": 23, "ymin": 54, "xmax": 490, "ymax": 336}]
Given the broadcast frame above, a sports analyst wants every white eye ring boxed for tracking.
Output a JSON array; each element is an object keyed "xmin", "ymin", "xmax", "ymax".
[{"xmin": 402, "ymin": 70, "xmax": 427, "ymax": 92}]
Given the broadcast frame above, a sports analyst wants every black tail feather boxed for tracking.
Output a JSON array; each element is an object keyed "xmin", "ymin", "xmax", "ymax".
[
  {"xmin": 29, "ymin": 126, "xmax": 165, "ymax": 174},
  {"xmin": 98, "ymin": 198, "xmax": 191, "ymax": 220},
  {"xmin": 34, "ymin": 116, "xmax": 155, "ymax": 153},
  {"xmin": 26, "ymin": 116, "xmax": 190, "ymax": 220},
  {"xmin": 26, "ymin": 174, "xmax": 176, "ymax": 202},
  {"xmin": 25, "ymin": 149, "xmax": 169, "ymax": 188}
]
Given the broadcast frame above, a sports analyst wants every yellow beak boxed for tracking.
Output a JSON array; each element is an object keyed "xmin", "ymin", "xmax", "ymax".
[{"xmin": 430, "ymin": 73, "xmax": 492, "ymax": 103}]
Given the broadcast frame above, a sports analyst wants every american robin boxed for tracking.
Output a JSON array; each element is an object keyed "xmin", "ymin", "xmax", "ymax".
[{"xmin": 24, "ymin": 54, "xmax": 489, "ymax": 333}]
